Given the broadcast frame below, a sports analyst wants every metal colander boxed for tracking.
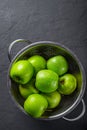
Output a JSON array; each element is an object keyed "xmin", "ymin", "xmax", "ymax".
[{"xmin": 7, "ymin": 39, "xmax": 86, "ymax": 121}]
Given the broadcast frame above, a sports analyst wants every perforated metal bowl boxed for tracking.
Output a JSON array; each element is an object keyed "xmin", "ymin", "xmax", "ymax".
[{"xmin": 7, "ymin": 39, "xmax": 86, "ymax": 121}]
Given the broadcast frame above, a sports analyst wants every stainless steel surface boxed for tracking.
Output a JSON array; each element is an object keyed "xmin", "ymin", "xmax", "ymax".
[
  {"xmin": 63, "ymin": 99, "xmax": 86, "ymax": 121},
  {"xmin": 8, "ymin": 39, "xmax": 31, "ymax": 62}
]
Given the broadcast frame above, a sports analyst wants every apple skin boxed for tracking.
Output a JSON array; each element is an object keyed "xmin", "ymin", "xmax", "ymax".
[
  {"xmin": 19, "ymin": 79, "xmax": 39, "ymax": 99},
  {"xmin": 42, "ymin": 91, "xmax": 61, "ymax": 109},
  {"xmin": 58, "ymin": 74, "xmax": 77, "ymax": 95},
  {"xmin": 24, "ymin": 94, "xmax": 48, "ymax": 118},
  {"xmin": 47, "ymin": 55, "xmax": 68, "ymax": 76},
  {"xmin": 35, "ymin": 70, "xmax": 59, "ymax": 93},
  {"xmin": 10, "ymin": 60, "xmax": 34, "ymax": 84},
  {"xmin": 28, "ymin": 55, "xmax": 46, "ymax": 74}
]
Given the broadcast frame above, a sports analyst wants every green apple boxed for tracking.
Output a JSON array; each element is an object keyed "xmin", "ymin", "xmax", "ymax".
[
  {"xmin": 35, "ymin": 69, "xmax": 59, "ymax": 93},
  {"xmin": 10, "ymin": 60, "xmax": 34, "ymax": 84},
  {"xmin": 24, "ymin": 94, "xmax": 48, "ymax": 118},
  {"xmin": 19, "ymin": 79, "xmax": 39, "ymax": 99},
  {"xmin": 58, "ymin": 74, "xmax": 77, "ymax": 95},
  {"xmin": 28, "ymin": 55, "xmax": 46, "ymax": 74},
  {"xmin": 47, "ymin": 55, "xmax": 68, "ymax": 76},
  {"xmin": 42, "ymin": 91, "xmax": 61, "ymax": 109}
]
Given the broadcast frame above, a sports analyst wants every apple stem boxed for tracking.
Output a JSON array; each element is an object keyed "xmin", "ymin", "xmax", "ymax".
[{"xmin": 60, "ymin": 80, "xmax": 64, "ymax": 85}]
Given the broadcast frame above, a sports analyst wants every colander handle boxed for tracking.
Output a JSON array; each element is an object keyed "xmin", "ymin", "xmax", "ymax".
[
  {"xmin": 8, "ymin": 39, "xmax": 31, "ymax": 62},
  {"xmin": 63, "ymin": 99, "xmax": 86, "ymax": 121}
]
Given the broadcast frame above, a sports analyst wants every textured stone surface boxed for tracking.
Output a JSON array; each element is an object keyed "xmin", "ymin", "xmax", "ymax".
[{"xmin": 0, "ymin": 0, "xmax": 87, "ymax": 130}]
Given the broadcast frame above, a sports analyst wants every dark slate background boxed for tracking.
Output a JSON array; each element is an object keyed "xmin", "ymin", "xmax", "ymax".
[{"xmin": 0, "ymin": 0, "xmax": 87, "ymax": 130}]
